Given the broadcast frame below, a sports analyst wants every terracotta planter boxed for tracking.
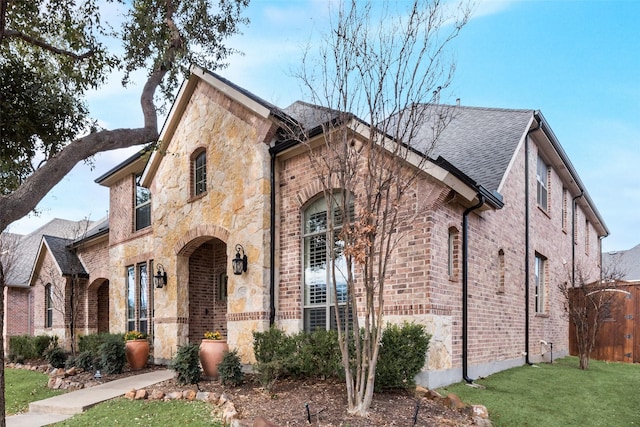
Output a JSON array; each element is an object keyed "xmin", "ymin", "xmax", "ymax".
[
  {"xmin": 199, "ymin": 339, "xmax": 228, "ymax": 378},
  {"xmin": 125, "ymin": 339, "xmax": 150, "ymax": 370}
]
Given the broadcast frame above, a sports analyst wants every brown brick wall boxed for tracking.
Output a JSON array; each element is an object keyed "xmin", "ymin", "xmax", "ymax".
[
  {"xmin": 187, "ymin": 239, "xmax": 228, "ymax": 343},
  {"xmin": 5, "ymin": 287, "xmax": 32, "ymax": 337},
  {"xmin": 275, "ymin": 134, "xmax": 603, "ymax": 372}
]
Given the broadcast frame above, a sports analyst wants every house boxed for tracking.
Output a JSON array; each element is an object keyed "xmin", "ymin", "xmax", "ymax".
[
  {"xmin": 28, "ymin": 66, "xmax": 607, "ymax": 388},
  {"xmin": 2, "ymin": 218, "xmax": 95, "ymax": 354}
]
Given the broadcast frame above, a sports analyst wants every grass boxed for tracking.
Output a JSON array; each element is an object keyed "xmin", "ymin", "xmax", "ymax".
[
  {"xmin": 55, "ymin": 398, "xmax": 223, "ymax": 426},
  {"xmin": 438, "ymin": 357, "xmax": 640, "ymax": 426},
  {"xmin": 5, "ymin": 368, "xmax": 63, "ymax": 415}
]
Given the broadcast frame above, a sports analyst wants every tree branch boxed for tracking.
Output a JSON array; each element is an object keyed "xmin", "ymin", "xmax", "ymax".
[{"xmin": 2, "ymin": 29, "xmax": 94, "ymax": 60}]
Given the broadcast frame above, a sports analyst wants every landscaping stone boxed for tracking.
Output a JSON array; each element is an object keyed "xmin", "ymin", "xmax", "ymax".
[
  {"xmin": 183, "ymin": 389, "xmax": 197, "ymax": 401},
  {"xmin": 135, "ymin": 389, "xmax": 148, "ymax": 400},
  {"xmin": 150, "ymin": 389, "xmax": 165, "ymax": 400},
  {"xmin": 445, "ymin": 393, "xmax": 466, "ymax": 410}
]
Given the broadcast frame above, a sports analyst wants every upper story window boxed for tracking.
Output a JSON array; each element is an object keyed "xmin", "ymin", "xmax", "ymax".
[
  {"xmin": 561, "ymin": 187, "xmax": 568, "ymax": 231},
  {"xmin": 536, "ymin": 155, "xmax": 549, "ymax": 211},
  {"xmin": 192, "ymin": 149, "xmax": 207, "ymax": 197},
  {"xmin": 135, "ymin": 175, "xmax": 151, "ymax": 231},
  {"xmin": 302, "ymin": 193, "xmax": 354, "ymax": 331}
]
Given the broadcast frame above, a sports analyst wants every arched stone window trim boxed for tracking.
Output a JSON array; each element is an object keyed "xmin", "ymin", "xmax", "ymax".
[{"xmin": 190, "ymin": 147, "xmax": 207, "ymax": 200}]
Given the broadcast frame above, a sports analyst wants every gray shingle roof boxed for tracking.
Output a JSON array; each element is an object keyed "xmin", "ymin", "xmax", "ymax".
[
  {"xmin": 422, "ymin": 105, "xmax": 533, "ymax": 192},
  {"xmin": 42, "ymin": 235, "xmax": 88, "ymax": 277},
  {"xmin": 603, "ymin": 245, "xmax": 640, "ymax": 282},
  {"xmin": 5, "ymin": 219, "xmax": 94, "ymax": 287}
]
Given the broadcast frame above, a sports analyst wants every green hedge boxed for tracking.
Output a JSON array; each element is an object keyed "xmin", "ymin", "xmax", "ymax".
[
  {"xmin": 252, "ymin": 322, "xmax": 430, "ymax": 391},
  {"xmin": 8, "ymin": 335, "xmax": 57, "ymax": 363}
]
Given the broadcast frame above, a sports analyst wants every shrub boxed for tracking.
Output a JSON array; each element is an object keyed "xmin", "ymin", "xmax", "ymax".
[
  {"xmin": 99, "ymin": 339, "xmax": 125, "ymax": 375},
  {"xmin": 252, "ymin": 327, "xmax": 298, "ymax": 390},
  {"xmin": 171, "ymin": 343, "xmax": 201, "ymax": 385},
  {"xmin": 297, "ymin": 329, "xmax": 342, "ymax": 379},
  {"xmin": 76, "ymin": 351, "xmax": 99, "ymax": 371},
  {"xmin": 44, "ymin": 346, "xmax": 67, "ymax": 368},
  {"xmin": 375, "ymin": 322, "xmax": 431, "ymax": 391},
  {"xmin": 34, "ymin": 335, "xmax": 57, "ymax": 358},
  {"xmin": 8, "ymin": 335, "xmax": 57, "ymax": 362},
  {"xmin": 218, "ymin": 350, "xmax": 244, "ymax": 386},
  {"xmin": 79, "ymin": 333, "xmax": 124, "ymax": 355}
]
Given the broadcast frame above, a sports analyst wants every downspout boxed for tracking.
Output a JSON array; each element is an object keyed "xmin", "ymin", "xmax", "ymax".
[
  {"xmin": 269, "ymin": 150, "xmax": 277, "ymax": 326},
  {"xmin": 524, "ymin": 120, "xmax": 540, "ymax": 366},
  {"xmin": 462, "ymin": 194, "xmax": 485, "ymax": 384},
  {"xmin": 571, "ymin": 190, "xmax": 584, "ymax": 286}
]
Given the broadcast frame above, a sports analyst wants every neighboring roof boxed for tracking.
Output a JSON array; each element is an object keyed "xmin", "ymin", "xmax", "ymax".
[
  {"xmin": 603, "ymin": 245, "xmax": 640, "ymax": 282},
  {"xmin": 72, "ymin": 216, "xmax": 109, "ymax": 245},
  {"xmin": 41, "ymin": 235, "xmax": 88, "ymax": 277},
  {"xmin": 5, "ymin": 219, "xmax": 95, "ymax": 287}
]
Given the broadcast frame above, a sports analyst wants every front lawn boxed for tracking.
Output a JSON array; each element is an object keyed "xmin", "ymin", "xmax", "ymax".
[
  {"xmin": 55, "ymin": 398, "xmax": 223, "ymax": 426},
  {"xmin": 6, "ymin": 368, "xmax": 63, "ymax": 415},
  {"xmin": 439, "ymin": 357, "xmax": 640, "ymax": 426}
]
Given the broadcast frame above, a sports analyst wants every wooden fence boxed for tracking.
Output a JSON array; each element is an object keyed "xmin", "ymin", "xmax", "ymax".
[{"xmin": 569, "ymin": 284, "xmax": 639, "ymax": 363}]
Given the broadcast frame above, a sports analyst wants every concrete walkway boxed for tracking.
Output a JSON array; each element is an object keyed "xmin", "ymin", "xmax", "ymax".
[{"xmin": 7, "ymin": 369, "xmax": 174, "ymax": 427}]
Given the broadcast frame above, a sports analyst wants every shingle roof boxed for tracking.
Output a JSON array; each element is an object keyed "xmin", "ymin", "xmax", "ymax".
[
  {"xmin": 42, "ymin": 235, "xmax": 88, "ymax": 277},
  {"xmin": 603, "ymin": 245, "xmax": 640, "ymax": 282},
  {"xmin": 417, "ymin": 105, "xmax": 533, "ymax": 193},
  {"xmin": 5, "ymin": 219, "xmax": 94, "ymax": 287}
]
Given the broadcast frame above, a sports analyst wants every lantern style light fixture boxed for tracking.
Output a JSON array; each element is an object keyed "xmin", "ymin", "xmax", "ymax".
[
  {"xmin": 232, "ymin": 244, "xmax": 248, "ymax": 275},
  {"xmin": 154, "ymin": 264, "xmax": 168, "ymax": 288}
]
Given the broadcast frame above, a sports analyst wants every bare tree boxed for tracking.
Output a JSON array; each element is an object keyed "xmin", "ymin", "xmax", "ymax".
[
  {"xmin": 558, "ymin": 258, "xmax": 626, "ymax": 370},
  {"xmin": 34, "ymin": 220, "xmax": 92, "ymax": 356},
  {"xmin": 285, "ymin": 0, "xmax": 471, "ymax": 415}
]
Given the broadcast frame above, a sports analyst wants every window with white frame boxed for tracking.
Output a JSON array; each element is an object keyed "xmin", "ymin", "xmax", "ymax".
[
  {"xmin": 193, "ymin": 150, "xmax": 207, "ymax": 196},
  {"xmin": 302, "ymin": 194, "xmax": 353, "ymax": 331},
  {"xmin": 126, "ymin": 262, "xmax": 152, "ymax": 334},
  {"xmin": 45, "ymin": 283, "xmax": 53, "ymax": 328},
  {"xmin": 536, "ymin": 155, "xmax": 549, "ymax": 210},
  {"xmin": 534, "ymin": 254, "xmax": 546, "ymax": 313},
  {"xmin": 135, "ymin": 175, "xmax": 151, "ymax": 231}
]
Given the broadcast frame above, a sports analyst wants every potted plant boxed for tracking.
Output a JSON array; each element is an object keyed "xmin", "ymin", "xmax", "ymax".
[
  {"xmin": 199, "ymin": 330, "xmax": 228, "ymax": 379},
  {"xmin": 124, "ymin": 331, "xmax": 149, "ymax": 370}
]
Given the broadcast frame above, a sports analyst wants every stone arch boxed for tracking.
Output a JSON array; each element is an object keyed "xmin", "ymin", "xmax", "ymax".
[
  {"xmin": 173, "ymin": 225, "xmax": 230, "ymax": 344},
  {"xmin": 174, "ymin": 224, "xmax": 230, "ymax": 256}
]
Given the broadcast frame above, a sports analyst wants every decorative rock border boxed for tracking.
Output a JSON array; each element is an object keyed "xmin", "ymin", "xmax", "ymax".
[{"xmin": 416, "ymin": 386, "xmax": 492, "ymax": 427}]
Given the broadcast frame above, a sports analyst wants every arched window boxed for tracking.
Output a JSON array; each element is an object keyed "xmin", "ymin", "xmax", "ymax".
[
  {"xmin": 302, "ymin": 193, "xmax": 354, "ymax": 331},
  {"xmin": 497, "ymin": 249, "xmax": 505, "ymax": 294},
  {"xmin": 45, "ymin": 283, "xmax": 53, "ymax": 328},
  {"xmin": 192, "ymin": 149, "xmax": 207, "ymax": 197},
  {"xmin": 447, "ymin": 227, "xmax": 459, "ymax": 279}
]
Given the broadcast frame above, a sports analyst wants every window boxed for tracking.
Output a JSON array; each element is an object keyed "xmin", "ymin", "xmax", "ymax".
[
  {"xmin": 302, "ymin": 194, "xmax": 353, "ymax": 331},
  {"xmin": 218, "ymin": 272, "xmax": 228, "ymax": 302},
  {"xmin": 585, "ymin": 220, "xmax": 590, "ymax": 255},
  {"xmin": 193, "ymin": 150, "xmax": 207, "ymax": 196},
  {"xmin": 447, "ymin": 227, "xmax": 459, "ymax": 279},
  {"xmin": 534, "ymin": 254, "xmax": 546, "ymax": 313},
  {"xmin": 126, "ymin": 266, "xmax": 135, "ymax": 331},
  {"xmin": 135, "ymin": 175, "xmax": 151, "ymax": 231},
  {"xmin": 562, "ymin": 187, "xmax": 568, "ymax": 231},
  {"xmin": 126, "ymin": 263, "xmax": 151, "ymax": 334},
  {"xmin": 536, "ymin": 155, "xmax": 549, "ymax": 210},
  {"xmin": 497, "ymin": 249, "xmax": 505, "ymax": 294},
  {"xmin": 45, "ymin": 283, "xmax": 53, "ymax": 328},
  {"xmin": 139, "ymin": 263, "xmax": 149, "ymax": 334}
]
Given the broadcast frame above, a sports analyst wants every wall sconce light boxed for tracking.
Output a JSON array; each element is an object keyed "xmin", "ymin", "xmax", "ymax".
[
  {"xmin": 154, "ymin": 264, "xmax": 168, "ymax": 288},
  {"xmin": 232, "ymin": 244, "xmax": 247, "ymax": 275}
]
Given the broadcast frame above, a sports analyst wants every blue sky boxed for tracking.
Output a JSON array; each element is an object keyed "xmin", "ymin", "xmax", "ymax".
[{"xmin": 9, "ymin": 0, "xmax": 640, "ymax": 253}]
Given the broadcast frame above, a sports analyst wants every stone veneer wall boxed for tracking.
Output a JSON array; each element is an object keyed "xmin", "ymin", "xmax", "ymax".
[{"xmin": 140, "ymin": 79, "xmax": 278, "ymax": 363}]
